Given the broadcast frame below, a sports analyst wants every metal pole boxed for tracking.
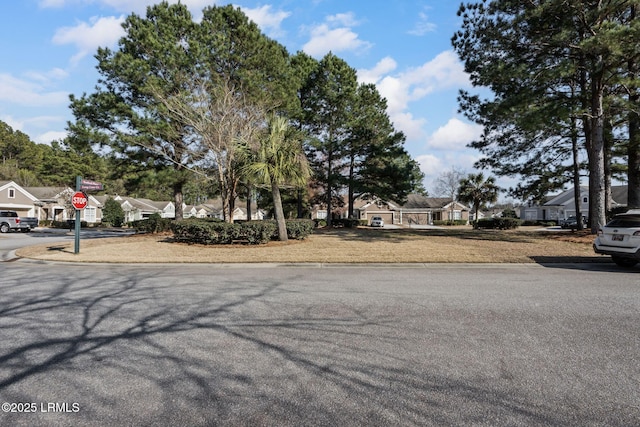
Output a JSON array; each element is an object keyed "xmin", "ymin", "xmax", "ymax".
[{"xmin": 74, "ymin": 176, "xmax": 81, "ymax": 254}]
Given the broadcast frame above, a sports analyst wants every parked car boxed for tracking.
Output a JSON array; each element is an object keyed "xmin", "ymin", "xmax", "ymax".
[
  {"xmin": 560, "ymin": 215, "xmax": 586, "ymax": 230},
  {"xmin": 20, "ymin": 217, "xmax": 38, "ymax": 230},
  {"xmin": 0, "ymin": 210, "xmax": 27, "ymax": 233},
  {"xmin": 593, "ymin": 210, "xmax": 640, "ymax": 267},
  {"xmin": 370, "ymin": 216, "xmax": 384, "ymax": 227}
]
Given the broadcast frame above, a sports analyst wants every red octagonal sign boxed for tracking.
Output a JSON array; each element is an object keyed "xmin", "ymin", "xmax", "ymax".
[{"xmin": 71, "ymin": 191, "xmax": 88, "ymax": 210}]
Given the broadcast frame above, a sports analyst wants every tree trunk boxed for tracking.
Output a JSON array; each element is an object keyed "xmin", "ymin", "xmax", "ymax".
[
  {"xmin": 629, "ymin": 53, "xmax": 640, "ymax": 208},
  {"xmin": 348, "ymin": 152, "xmax": 355, "ymax": 219},
  {"xmin": 587, "ymin": 76, "xmax": 607, "ymax": 233},
  {"xmin": 297, "ymin": 188, "xmax": 304, "ymax": 218},
  {"xmin": 326, "ymin": 148, "xmax": 333, "ymax": 227},
  {"xmin": 246, "ymin": 185, "xmax": 252, "ymax": 221},
  {"xmin": 272, "ymin": 181, "xmax": 288, "ymax": 242},
  {"xmin": 571, "ymin": 113, "xmax": 583, "ymax": 230},
  {"xmin": 173, "ymin": 182, "xmax": 184, "ymax": 221}
]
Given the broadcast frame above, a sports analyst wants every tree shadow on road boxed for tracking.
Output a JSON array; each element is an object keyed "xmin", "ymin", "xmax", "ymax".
[{"xmin": 0, "ymin": 266, "xmax": 618, "ymax": 426}]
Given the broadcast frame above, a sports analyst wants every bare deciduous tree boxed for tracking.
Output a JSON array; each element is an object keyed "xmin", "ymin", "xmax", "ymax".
[{"xmin": 150, "ymin": 77, "xmax": 267, "ymax": 222}]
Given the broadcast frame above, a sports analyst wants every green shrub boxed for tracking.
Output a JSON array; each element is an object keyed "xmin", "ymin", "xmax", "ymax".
[
  {"xmin": 332, "ymin": 218, "xmax": 361, "ymax": 228},
  {"xmin": 433, "ymin": 220, "xmax": 468, "ymax": 226},
  {"xmin": 241, "ymin": 221, "xmax": 277, "ymax": 244},
  {"xmin": 171, "ymin": 219, "xmax": 313, "ymax": 245},
  {"xmin": 284, "ymin": 219, "xmax": 315, "ymax": 240},
  {"xmin": 133, "ymin": 213, "xmax": 173, "ymax": 234},
  {"xmin": 521, "ymin": 220, "xmax": 555, "ymax": 227},
  {"xmin": 102, "ymin": 197, "xmax": 125, "ymax": 227},
  {"xmin": 476, "ymin": 217, "xmax": 522, "ymax": 229},
  {"xmin": 314, "ymin": 219, "xmax": 327, "ymax": 228}
]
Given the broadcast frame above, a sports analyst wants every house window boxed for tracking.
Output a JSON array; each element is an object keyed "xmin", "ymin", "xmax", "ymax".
[
  {"xmin": 84, "ymin": 207, "xmax": 96, "ymax": 223},
  {"xmin": 583, "ymin": 197, "xmax": 588, "ymax": 203},
  {"xmin": 8, "ymin": 188, "xmax": 15, "ymax": 199},
  {"xmin": 453, "ymin": 211, "xmax": 462, "ymax": 220}
]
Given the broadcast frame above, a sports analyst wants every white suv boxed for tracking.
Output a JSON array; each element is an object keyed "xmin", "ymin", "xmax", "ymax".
[{"xmin": 593, "ymin": 210, "xmax": 640, "ymax": 267}]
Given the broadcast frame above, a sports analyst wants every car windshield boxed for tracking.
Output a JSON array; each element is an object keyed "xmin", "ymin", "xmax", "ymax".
[{"xmin": 606, "ymin": 215, "xmax": 640, "ymax": 228}]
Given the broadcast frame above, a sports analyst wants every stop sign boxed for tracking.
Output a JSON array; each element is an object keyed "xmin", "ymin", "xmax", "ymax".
[{"xmin": 71, "ymin": 191, "xmax": 88, "ymax": 210}]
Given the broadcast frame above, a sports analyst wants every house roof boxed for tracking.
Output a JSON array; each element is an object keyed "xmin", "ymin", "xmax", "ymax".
[
  {"xmin": 402, "ymin": 194, "xmax": 455, "ymax": 209},
  {"xmin": 544, "ymin": 185, "xmax": 628, "ymax": 206},
  {"xmin": 23, "ymin": 186, "xmax": 70, "ymax": 201}
]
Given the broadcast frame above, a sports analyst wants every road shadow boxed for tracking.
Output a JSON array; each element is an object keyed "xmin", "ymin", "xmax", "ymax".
[
  {"xmin": 531, "ymin": 256, "xmax": 640, "ymax": 272},
  {"xmin": 0, "ymin": 266, "xmax": 588, "ymax": 426}
]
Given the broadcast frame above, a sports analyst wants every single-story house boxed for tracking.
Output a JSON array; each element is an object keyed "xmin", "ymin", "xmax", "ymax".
[
  {"xmin": 0, "ymin": 181, "xmax": 103, "ymax": 224},
  {"xmin": 350, "ymin": 194, "xmax": 470, "ymax": 225},
  {"xmin": 200, "ymin": 198, "xmax": 266, "ymax": 221},
  {"xmin": 521, "ymin": 185, "xmax": 628, "ymax": 223}
]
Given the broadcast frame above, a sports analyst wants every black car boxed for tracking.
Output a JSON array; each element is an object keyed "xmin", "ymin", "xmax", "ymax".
[{"xmin": 560, "ymin": 215, "xmax": 586, "ymax": 230}]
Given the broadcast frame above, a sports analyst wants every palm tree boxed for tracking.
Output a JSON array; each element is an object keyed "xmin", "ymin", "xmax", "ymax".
[
  {"xmin": 457, "ymin": 173, "xmax": 500, "ymax": 228},
  {"xmin": 242, "ymin": 114, "xmax": 311, "ymax": 241}
]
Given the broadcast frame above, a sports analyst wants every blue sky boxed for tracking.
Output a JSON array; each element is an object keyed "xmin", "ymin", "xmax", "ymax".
[{"xmin": 1, "ymin": 0, "xmax": 499, "ymax": 195}]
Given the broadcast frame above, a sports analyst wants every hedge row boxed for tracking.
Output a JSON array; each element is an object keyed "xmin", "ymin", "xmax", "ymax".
[
  {"xmin": 171, "ymin": 219, "xmax": 314, "ymax": 245},
  {"xmin": 131, "ymin": 213, "xmax": 173, "ymax": 234},
  {"xmin": 432, "ymin": 220, "xmax": 468, "ymax": 226},
  {"xmin": 475, "ymin": 217, "xmax": 522, "ymax": 230}
]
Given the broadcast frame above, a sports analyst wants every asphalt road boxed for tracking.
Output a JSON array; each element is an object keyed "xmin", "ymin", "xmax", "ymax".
[{"xmin": 0, "ymin": 258, "xmax": 638, "ymax": 426}]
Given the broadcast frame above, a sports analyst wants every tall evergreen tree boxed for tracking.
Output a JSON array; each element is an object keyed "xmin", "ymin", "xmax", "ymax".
[
  {"xmin": 346, "ymin": 83, "xmax": 424, "ymax": 216},
  {"xmin": 69, "ymin": 2, "xmax": 199, "ymax": 220},
  {"xmin": 452, "ymin": 0, "xmax": 640, "ymax": 232},
  {"xmin": 299, "ymin": 53, "xmax": 358, "ymax": 226}
]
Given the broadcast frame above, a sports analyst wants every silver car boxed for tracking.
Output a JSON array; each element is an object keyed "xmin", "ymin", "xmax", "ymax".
[
  {"xmin": 370, "ymin": 216, "xmax": 384, "ymax": 227},
  {"xmin": 593, "ymin": 210, "xmax": 640, "ymax": 267}
]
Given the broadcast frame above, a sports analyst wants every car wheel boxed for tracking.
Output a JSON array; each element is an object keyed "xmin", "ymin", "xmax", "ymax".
[
  {"xmin": 0, "ymin": 223, "xmax": 9, "ymax": 233},
  {"xmin": 611, "ymin": 256, "xmax": 638, "ymax": 268}
]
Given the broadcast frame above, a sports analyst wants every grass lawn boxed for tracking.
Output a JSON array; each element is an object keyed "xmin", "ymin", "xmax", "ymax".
[{"xmin": 16, "ymin": 226, "xmax": 603, "ymax": 264}]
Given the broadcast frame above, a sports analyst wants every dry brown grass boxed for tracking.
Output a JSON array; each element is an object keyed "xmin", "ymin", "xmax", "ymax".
[{"xmin": 16, "ymin": 226, "xmax": 602, "ymax": 264}]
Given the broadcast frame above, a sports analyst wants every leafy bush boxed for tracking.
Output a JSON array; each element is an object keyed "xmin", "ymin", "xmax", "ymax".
[
  {"xmin": 171, "ymin": 219, "xmax": 313, "ymax": 244},
  {"xmin": 501, "ymin": 208, "xmax": 518, "ymax": 218},
  {"xmin": 284, "ymin": 219, "xmax": 315, "ymax": 240},
  {"xmin": 476, "ymin": 217, "xmax": 522, "ymax": 229},
  {"xmin": 132, "ymin": 213, "xmax": 173, "ymax": 234},
  {"xmin": 521, "ymin": 220, "xmax": 555, "ymax": 227},
  {"xmin": 242, "ymin": 221, "xmax": 278, "ymax": 244},
  {"xmin": 172, "ymin": 219, "xmax": 240, "ymax": 244},
  {"xmin": 102, "ymin": 197, "xmax": 125, "ymax": 227},
  {"xmin": 332, "ymin": 218, "xmax": 362, "ymax": 228},
  {"xmin": 314, "ymin": 219, "xmax": 327, "ymax": 228},
  {"xmin": 433, "ymin": 220, "xmax": 468, "ymax": 226},
  {"xmin": 53, "ymin": 220, "xmax": 87, "ymax": 229}
]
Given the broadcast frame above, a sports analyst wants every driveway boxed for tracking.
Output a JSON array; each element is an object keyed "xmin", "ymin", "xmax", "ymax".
[{"xmin": 0, "ymin": 262, "xmax": 638, "ymax": 426}]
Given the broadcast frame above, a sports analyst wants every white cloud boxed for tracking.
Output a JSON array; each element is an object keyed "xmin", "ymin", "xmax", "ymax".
[
  {"xmin": 357, "ymin": 57, "xmax": 397, "ymax": 84},
  {"xmin": 357, "ymin": 50, "xmax": 473, "ymax": 149},
  {"xmin": 52, "ymin": 15, "xmax": 126, "ymax": 64},
  {"xmin": 427, "ymin": 117, "xmax": 483, "ymax": 151},
  {"xmin": 416, "ymin": 154, "xmax": 443, "ymax": 178},
  {"xmin": 0, "ymin": 74, "xmax": 69, "ymax": 107},
  {"xmin": 35, "ymin": 130, "xmax": 68, "ymax": 145},
  {"xmin": 408, "ymin": 8, "xmax": 437, "ymax": 36},
  {"xmin": 40, "ymin": 0, "xmax": 221, "ymax": 17},
  {"xmin": 326, "ymin": 12, "xmax": 359, "ymax": 27},
  {"xmin": 390, "ymin": 112, "xmax": 426, "ymax": 142},
  {"xmin": 24, "ymin": 68, "xmax": 69, "ymax": 84},
  {"xmin": 242, "ymin": 5, "xmax": 291, "ymax": 38},
  {"xmin": 302, "ymin": 12, "xmax": 372, "ymax": 57}
]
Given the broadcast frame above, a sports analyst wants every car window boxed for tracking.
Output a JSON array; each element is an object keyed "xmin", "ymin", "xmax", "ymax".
[{"xmin": 606, "ymin": 216, "xmax": 640, "ymax": 228}]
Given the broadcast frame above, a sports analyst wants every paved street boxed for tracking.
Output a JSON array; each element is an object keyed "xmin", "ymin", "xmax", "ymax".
[{"xmin": 0, "ymin": 259, "xmax": 638, "ymax": 426}]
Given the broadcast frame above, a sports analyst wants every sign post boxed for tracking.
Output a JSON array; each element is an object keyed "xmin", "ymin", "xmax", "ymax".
[{"xmin": 72, "ymin": 176, "xmax": 89, "ymax": 254}]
